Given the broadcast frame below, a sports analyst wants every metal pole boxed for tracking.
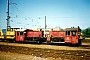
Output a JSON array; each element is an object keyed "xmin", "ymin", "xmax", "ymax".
[
  {"xmin": 45, "ymin": 16, "xmax": 46, "ymax": 30},
  {"xmin": 44, "ymin": 16, "xmax": 46, "ymax": 37},
  {"xmin": 6, "ymin": 0, "xmax": 10, "ymax": 29}
]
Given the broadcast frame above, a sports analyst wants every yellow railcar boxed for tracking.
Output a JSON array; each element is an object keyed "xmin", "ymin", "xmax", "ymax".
[
  {"xmin": 6, "ymin": 28, "xmax": 15, "ymax": 40},
  {"xmin": 0, "ymin": 30, "xmax": 4, "ymax": 39},
  {"xmin": 0, "ymin": 28, "xmax": 20, "ymax": 42}
]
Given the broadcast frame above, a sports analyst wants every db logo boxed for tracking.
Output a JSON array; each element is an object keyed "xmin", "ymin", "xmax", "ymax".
[{"xmin": 66, "ymin": 37, "xmax": 69, "ymax": 40}]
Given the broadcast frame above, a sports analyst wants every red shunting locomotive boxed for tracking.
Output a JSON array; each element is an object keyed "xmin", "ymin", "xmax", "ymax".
[{"xmin": 46, "ymin": 26, "xmax": 82, "ymax": 45}]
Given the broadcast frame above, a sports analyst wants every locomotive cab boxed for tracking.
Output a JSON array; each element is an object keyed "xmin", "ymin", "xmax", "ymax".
[
  {"xmin": 6, "ymin": 28, "xmax": 20, "ymax": 40},
  {"xmin": 6, "ymin": 28, "xmax": 15, "ymax": 39},
  {"xmin": 15, "ymin": 30, "xmax": 25, "ymax": 42},
  {"xmin": 64, "ymin": 27, "xmax": 82, "ymax": 45}
]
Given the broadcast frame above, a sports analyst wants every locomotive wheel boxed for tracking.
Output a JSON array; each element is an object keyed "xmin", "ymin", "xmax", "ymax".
[
  {"xmin": 6, "ymin": 40, "xmax": 10, "ymax": 43},
  {"xmin": 37, "ymin": 40, "xmax": 41, "ymax": 44},
  {"xmin": 46, "ymin": 41, "xmax": 50, "ymax": 45},
  {"xmin": 13, "ymin": 40, "xmax": 16, "ymax": 43},
  {"xmin": 78, "ymin": 39, "xmax": 82, "ymax": 45},
  {"xmin": 75, "ymin": 39, "xmax": 82, "ymax": 47}
]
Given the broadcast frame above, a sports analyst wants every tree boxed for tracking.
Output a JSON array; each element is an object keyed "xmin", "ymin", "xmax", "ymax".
[{"xmin": 82, "ymin": 27, "xmax": 90, "ymax": 38}]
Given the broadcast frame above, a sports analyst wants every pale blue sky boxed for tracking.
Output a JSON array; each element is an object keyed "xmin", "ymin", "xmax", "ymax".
[{"xmin": 0, "ymin": 0, "xmax": 90, "ymax": 29}]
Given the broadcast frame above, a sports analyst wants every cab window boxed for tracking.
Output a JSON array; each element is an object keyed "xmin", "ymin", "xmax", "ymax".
[
  {"xmin": 11, "ymin": 29, "xmax": 13, "ymax": 31},
  {"xmin": 7, "ymin": 28, "xmax": 14, "ymax": 31},
  {"xmin": 20, "ymin": 32, "xmax": 23, "ymax": 35},
  {"xmin": 17, "ymin": 32, "xmax": 19, "ymax": 35},
  {"xmin": 66, "ymin": 31, "xmax": 70, "ymax": 36},
  {"xmin": 7, "ymin": 28, "xmax": 10, "ymax": 31},
  {"xmin": 11, "ymin": 28, "xmax": 14, "ymax": 31},
  {"xmin": 72, "ymin": 31, "xmax": 76, "ymax": 36}
]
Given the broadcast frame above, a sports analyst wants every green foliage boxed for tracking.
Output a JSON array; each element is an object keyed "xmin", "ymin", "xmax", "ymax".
[{"xmin": 82, "ymin": 27, "xmax": 90, "ymax": 38}]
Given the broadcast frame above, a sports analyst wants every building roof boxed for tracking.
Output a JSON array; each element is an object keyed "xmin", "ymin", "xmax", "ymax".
[{"xmin": 64, "ymin": 28, "xmax": 78, "ymax": 31}]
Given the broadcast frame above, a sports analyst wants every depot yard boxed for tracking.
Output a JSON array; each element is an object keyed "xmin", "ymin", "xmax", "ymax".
[{"xmin": 0, "ymin": 39, "xmax": 90, "ymax": 60}]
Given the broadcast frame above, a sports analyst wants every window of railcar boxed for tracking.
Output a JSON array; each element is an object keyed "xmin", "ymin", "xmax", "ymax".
[
  {"xmin": 72, "ymin": 31, "xmax": 76, "ymax": 36},
  {"xmin": 11, "ymin": 29, "xmax": 13, "ymax": 31},
  {"xmin": 20, "ymin": 32, "xmax": 23, "ymax": 35},
  {"xmin": 7, "ymin": 28, "xmax": 10, "ymax": 31},
  {"xmin": 11, "ymin": 28, "xmax": 14, "ymax": 31},
  {"xmin": 66, "ymin": 31, "xmax": 70, "ymax": 36},
  {"xmin": 7, "ymin": 28, "xmax": 13, "ymax": 31}
]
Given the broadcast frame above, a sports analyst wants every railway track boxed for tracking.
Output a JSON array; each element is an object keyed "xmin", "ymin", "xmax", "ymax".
[
  {"xmin": 0, "ymin": 41, "xmax": 90, "ymax": 50},
  {"xmin": 0, "ymin": 42, "xmax": 90, "ymax": 60}
]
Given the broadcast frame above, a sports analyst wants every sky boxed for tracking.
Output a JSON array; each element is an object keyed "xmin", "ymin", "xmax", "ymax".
[{"xmin": 0, "ymin": 0, "xmax": 90, "ymax": 29}]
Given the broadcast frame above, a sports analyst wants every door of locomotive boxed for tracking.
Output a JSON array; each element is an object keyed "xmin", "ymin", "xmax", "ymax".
[
  {"xmin": 71, "ymin": 31, "xmax": 78, "ymax": 44},
  {"xmin": 15, "ymin": 31, "xmax": 24, "ymax": 41}
]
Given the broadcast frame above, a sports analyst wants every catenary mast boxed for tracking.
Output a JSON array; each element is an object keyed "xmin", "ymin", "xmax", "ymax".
[{"xmin": 6, "ymin": 0, "xmax": 10, "ymax": 29}]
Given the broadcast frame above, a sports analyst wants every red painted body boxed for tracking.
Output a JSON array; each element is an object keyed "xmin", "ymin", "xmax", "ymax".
[
  {"xmin": 25, "ymin": 29, "xmax": 43, "ymax": 38},
  {"xmin": 26, "ymin": 31, "xmax": 43, "ymax": 37},
  {"xmin": 64, "ymin": 32, "xmax": 78, "ymax": 44},
  {"xmin": 64, "ymin": 27, "xmax": 81, "ymax": 44},
  {"xmin": 15, "ymin": 31, "xmax": 24, "ymax": 42},
  {"xmin": 24, "ymin": 29, "xmax": 44, "ymax": 42},
  {"xmin": 49, "ymin": 31, "xmax": 65, "ymax": 37},
  {"xmin": 47, "ymin": 30, "xmax": 65, "ymax": 42},
  {"xmin": 64, "ymin": 36, "xmax": 72, "ymax": 43}
]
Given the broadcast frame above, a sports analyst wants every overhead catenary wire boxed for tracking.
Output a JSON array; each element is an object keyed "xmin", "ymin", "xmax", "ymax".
[
  {"xmin": 13, "ymin": 5, "xmax": 27, "ymax": 17},
  {"xmin": 10, "ymin": 0, "xmax": 28, "ymax": 19}
]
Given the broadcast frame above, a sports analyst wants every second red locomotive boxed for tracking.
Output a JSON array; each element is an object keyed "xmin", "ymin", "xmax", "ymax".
[{"xmin": 46, "ymin": 26, "xmax": 82, "ymax": 45}]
